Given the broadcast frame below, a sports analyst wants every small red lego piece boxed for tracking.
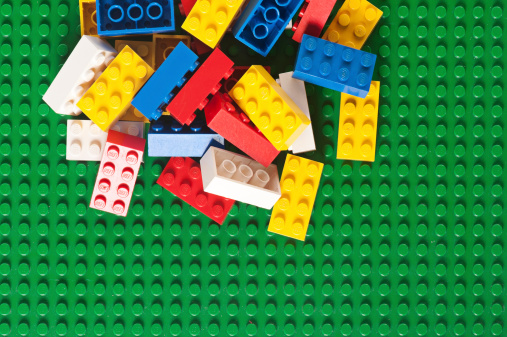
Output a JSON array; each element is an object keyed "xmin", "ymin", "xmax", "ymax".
[
  {"xmin": 166, "ymin": 48, "xmax": 234, "ymax": 125},
  {"xmin": 90, "ymin": 130, "xmax": 146, "ymax": 217},
  {"xmin": 204, "ymin": 92, "xmax": 280, "ymax": 167},
  {"xmin": 292, "ymin": 0, "xmax": 338, "ymax": 43},
  {"xmin": 180, "ymin": 0, "xmax": 197, "ymax": 16},
  {"xmin": 222, "ymin": 65, "xmax": 271, "ymax": 93},
  {"xmin": 157, "ymin": 157, "xmax": 235, "ymax": 224},
  {"xmin": 191, "ymin": 37, "xmax": 214, "ymax": 55}
]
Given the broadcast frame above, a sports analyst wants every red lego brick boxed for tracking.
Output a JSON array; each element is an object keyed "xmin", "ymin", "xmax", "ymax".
[
  {"xmin": 191, "ymin": 37, "xmax": 214, "ymax": 55},
  {"xmin": 90, "ymin": 130, "xmax": 146, "ymax": 217},
  {"xmin": 157, "ymin": 157, "xmax": 235, "ymax": 224},
  {"xmin": 292, "ymin": 0, "xmax": 338, "ymax": 43},
  {"xmin": 222, "ymin": 65, "xmax": 271, "ymax": 93},
  {"xmin": 180, "ymin": 0, "xmax": 197, "ymax": 16},
  {"xmin": 204, "ymin": 92, "xmax": 280, "ymax": 167},
  {"xmin": 166, "ymin": 48, "xmax": 234, "ymax": 125}
]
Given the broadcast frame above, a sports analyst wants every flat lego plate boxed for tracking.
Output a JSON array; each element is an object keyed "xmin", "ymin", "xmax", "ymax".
[{"xmin": 2, "ymin": 1, "xmax": 506, "ymax": 336}]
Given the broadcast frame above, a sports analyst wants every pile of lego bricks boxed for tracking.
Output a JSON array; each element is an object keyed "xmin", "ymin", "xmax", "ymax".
[{"xmin": 43, "ymin": 0, "xmax": 383, "ymax": 241}]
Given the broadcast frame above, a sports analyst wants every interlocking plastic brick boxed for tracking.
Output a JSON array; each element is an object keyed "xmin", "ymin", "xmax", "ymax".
[
  {"xmin": 153, "ymin": 34, "xmax": 191, "ymax": 69},
  {"xmin": 278, "ymin": 71, "xmax": 315, "ymax": 154},
  {"xmin": 201, "ymin": 146, "xmax": 281, "ymax": 209},
  {"xmin": 96, "ymin": 0, "xmax": 176, "ymax": 36},
  {"xmin": 90, "ymin": 130, "xmax": 146, "ymax": 216},
  {"xmin": 232, "ymin": 0, "xmax": 305, "ymax": 56},
  {"xmin": 157, "ymin": 157, "xmax": 235, "ymax": 224},
  {"xmin": 293, "ymin": 34, "xmax": 376, "ymax": 98},
  {"xmin": 132, "ymin": 42, "xmax": 198, "ymax": 121},
  {"xmin": 147, "ymin": 116, "xmax": 224, "ymax": 157},
  {"xmin": 80, "ymin": 0, "xmax": 98, "ymax": 36},
  {"xmin": 291, "ymin": 0, "xmax": 337, "ymax": 43},
  {"xmin": 337, "ymin": 80, "xmax": 379, "ymax": 161},
  {"xmin": 78, "ymin": 46, "xmax": 154, "ymax": 131},
  {"xmin": 182, "ymin": 0, "xmax": 246, "ymax": 48},
  {"xmin": 230, "ymin": 65, "xmax": 310, "ymax": 150},
  {"xmin": 204, "ymin": 92, "xmax": 279, "ymax": 167},
  {"xmin": 322, "ymin": 0, "xmax": 383, "ymax": 49},
  {"xmin": 67, "ymin": 120, "xmax": 144, "ymax": 161},
  {"xmin": 268, "ymin": 154, "xmax": 323, "ymax": 241},
  {"xmin": 166, "ymin": 48, "xmax": 234, "ymax": 125},
  {"xmin": 43, "ymin": 35, "xmax": 117, "ymax": 116},
  {"xmin": 180, "ymin": 0, "xmax": 197, "ymax": 16},
  {"xmin": 121, "ymin": 105, "xmax": 150, "ymax": 123},
  {"xmin": 222, "ymin": 65, "xmax": 271, "ymax": 93},
  {"xmin": 115, "ymin": 39, "xmax": 155, "ymax": 68}
]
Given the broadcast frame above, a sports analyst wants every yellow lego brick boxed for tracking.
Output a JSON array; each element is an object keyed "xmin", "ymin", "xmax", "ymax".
[
  {"xmin": 153, "ymin": 34, "xmax": 191, "ymax": 70},
  {"xmin": 121, "ymin": 106, "xmax": 150, "ymax": 123},
  {"xmin": 182, "ymin": 0, "xmax": 246, "ymax": 48},
  {"xmin": 115, "ymin": 40, "xmax": 155, "ymax": 69},
  {"xmin": 322, "ymin": 0, "xmax": 383, "ymax": 50},
  {"xmin": 268, "ymin": 154, "xmax": 323, "ymax": 241},
  {"xmin": 80, "ymin": 0, "xmax": 98, "ymax": 37},
  {"xmin": 230, "ymin": 65, "xmax": 310, "ymax": 150},
  {"xmin": 77, "ymin": 46, "xmax": 154, "ymax": 132},
  {"xmin": 337, "ymin": 81, "xmax": 379, "ymax": 161}
]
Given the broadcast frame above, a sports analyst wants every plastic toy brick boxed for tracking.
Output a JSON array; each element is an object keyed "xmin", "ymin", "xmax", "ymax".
[
  {"xmin": 147, "ymin": 116, "xmax": 224, "ymax": 157},
  {"xmin": 90, "ymin": 130, "xmax": 146, "ymax": 217},
  {"xmin": 322, "ymin": 0, "xmax": 383, "ymax": 50},
  {"xmin": 230, "ymin": 65, "xmax": 310, "ymax": 150},
  {"xmin": 293, "ymin": 34, "xmax": 376, "ymax": 98},
  {"xmin": 121, "ymin": 106, "xmax": 150, "ymax": 123},
  {"xmin": 292, "ymin": 0, "xmax": 337, "ymax": 43},
  {"xmin": 80, "ymin": 0, "xmax": 98, "ymax": 36},
  {"xmin": 166, "ymin": 48, "xmax": 234, "ymax": 125},
  {"xmin": 43, "ymin": 35, "xmax": 117, "ymax": 116},
  {"xmin": 222, "ymin": 65, "xmax": 271, "ymax": 93},
  {"xmin": 232, "ymin": 0, "xmax": 305, "ymax": 56},
  {"xmin": 204, "ymin": 92, "xmax": 279, "ymax": 167},
  {"xmin": 78, "ymin": 46, "xmax": 154, "ymax": 131},
  {"xmin": 67, "ymin": 120, "xmax": 144, "ymax": 161},
  {"xmin": 182, "ymin": 0, "xmax": 246, "ymax": 48},
  {"xmin": 268, "ymin": 154, "xmax": 323, "ymax": 241},
  {"xmin": 157, "ymin": 157, "xmax": 235, "ymax": 224},
  {"xmin": 200, "ymin": 146, "xmax": 281, "ymax": 209},
  {"xmin": 115, "ymin": 39, "xmax": 155, "ymax": 68},
  {"xmin": 278, "ymin": 72, "xmax": 315, "ymax": 154},
  {"xmin": 96, "ymin": 0, "xmax": 176, "ymax": 36},
  {"xmin": 153, "ymin": 34, "xmax": 191, "ymax": 69},
  {"xmin": 132, "ymin": 42, "xmax": 198, "ymax": 122},
  {"xmin": 337, "ymin": 80, "xmax": 379, "ymax": 162},
  {"xmin": 180, "ymin": 0, "xmax": 197, "ymax": 16}
]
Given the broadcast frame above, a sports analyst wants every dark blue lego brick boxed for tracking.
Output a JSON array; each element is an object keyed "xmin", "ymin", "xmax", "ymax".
[
  {"xmin": 147, "ymin": 116, "xmax": 225, "ymax": 157},
  {"xmin": 293, "ymin": 34, "xmax": 377, "ymax": 98},
  {"xmin": 232, "ymin": 0, "xmax": 305, "ymax": 57},
  {"xmin": 132, "ymin": 42, "xmax": 199, "ymax": 121},
  {"xmin": 97, "ymin": 0, "xmax": 175, "ymax": 36}
]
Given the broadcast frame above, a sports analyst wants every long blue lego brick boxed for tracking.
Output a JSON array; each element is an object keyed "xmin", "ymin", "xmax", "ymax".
[
  {"xmin": 96, "ymin": 0, "xmax": 175, "ymax": 36},
  {"xmin": 293, "ymin": 34, "xmax": 377, "ymax": 98},
  {"xmin": 148, "ymin": 116, "xmax": 225, "ymax": 157},
  {"xmin": 232, "ymin": 0, "xmax": 305, "ymax": 57},
  {"xmin": 132, "ymin": 42, "xmax": 198, "ymax": 121}
]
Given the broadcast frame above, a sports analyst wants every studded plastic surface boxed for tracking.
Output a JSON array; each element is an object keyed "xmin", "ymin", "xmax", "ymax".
[
  {"xmin": 3, "ymin": 0, "xmax": 507, "ymax": 336},
  {"xmin": 115, "ymin": 39, "xmax": 155, "ymax": 68}
]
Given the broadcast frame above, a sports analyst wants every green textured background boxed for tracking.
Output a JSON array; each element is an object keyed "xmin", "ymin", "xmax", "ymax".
[{"xmin": 0, "ymin": 0, "xmax": 506, "ymax": 336}]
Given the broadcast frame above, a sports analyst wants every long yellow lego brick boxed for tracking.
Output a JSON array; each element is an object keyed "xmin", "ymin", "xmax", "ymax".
[
  {"xmin": 230, "ymin": 66, "xmax": 310, "ymax": 150},
  {"xmin": 337, "ymin": 80, "xmax": 379, "ymax": 161},
  {"xmin": 268, "ymin": 154, "xmax": 323, "ymax": 241}
]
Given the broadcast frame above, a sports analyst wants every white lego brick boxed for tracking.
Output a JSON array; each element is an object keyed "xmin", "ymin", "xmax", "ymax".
[
  {"xmin": 66, "ymin": 120, "xmax": 144, "ymax": 161},
  {"xmin": 200, "ymin": 147, "xmax": 281, "ymax": 209},
  {"xmin": 44, "ymin": 36, "xmax": 117, "ymax": 116},
  {"xmin": 278, "ymin": 72, "xmax": 316, "ymax": 154}
]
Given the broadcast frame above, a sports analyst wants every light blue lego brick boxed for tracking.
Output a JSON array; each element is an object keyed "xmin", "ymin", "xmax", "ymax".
[
  {"xmin": 147, "ymin": 116, "xmax": 225, "ymax": 157},
  {"xmin": 132, "ymin": 42, "xmax": 199, "ymax": 121},
  {"xmin": 232, "ymin": 0, "xmax": 305, "ymax": 57},
  {"xmin": 293, "ymin": 34, "xmax": 377, "ymax": 98},
  {"xmin": 97, "ymin": 0, "xmax": 175, "ymax": 36}
]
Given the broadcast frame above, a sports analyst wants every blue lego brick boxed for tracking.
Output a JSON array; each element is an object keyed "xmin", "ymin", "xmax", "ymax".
[
  {"xmin": 232, "ymin": 0, "xmax": 305, "ymax": 57},
  {"xmin": 147, "ymin": 116, "xmax": 225, "ymax": 157},
  {"xmin": 96, "ymin": 0, "xmax": 176, "ymax": 36},
  {"xmin": 293, "ymin": 34, "xmax": 377, "ymax": 98},
  {"xmin": 132, "ymin": 42, "xmax": 199, "ymax": 121}
]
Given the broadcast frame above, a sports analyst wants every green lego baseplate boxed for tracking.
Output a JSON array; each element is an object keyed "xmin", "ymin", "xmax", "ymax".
[{"xmin": 0, "ymin": 0, "xmax": 506, "ymax": 336}]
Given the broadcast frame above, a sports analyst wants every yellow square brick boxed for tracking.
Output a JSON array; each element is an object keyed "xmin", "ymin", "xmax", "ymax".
[
  {"xmin": 115, "ymin": 40, "xmax": 155, "ymax": 68},
  {"xmin": 230, "ymin": 66, "xmax": 310, "ymax": 150},
  {"xmin": 182, "ymin": 0, "xmax": 246, "ymax": 48},
  {"xmin": 80, "ymin": 0, "xmax": 98, "ymax": 37},
  {"xmin": 322, "ymin": 0, "xmax": 383, "ymax": 50},
  {"xmin": 77, "ymin": 46, "xmax": 154, "ymax": 131},
  {"xmin": 268, "ymin": 154, "xmax": 323, "ymax": 241},
  {"xmin": 337, "ymin": 81, "xmax": 379, "ymax": 161},
  {"xmin": 153, "ymin": 34, "xmax": 191, "ymax": 70}
]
